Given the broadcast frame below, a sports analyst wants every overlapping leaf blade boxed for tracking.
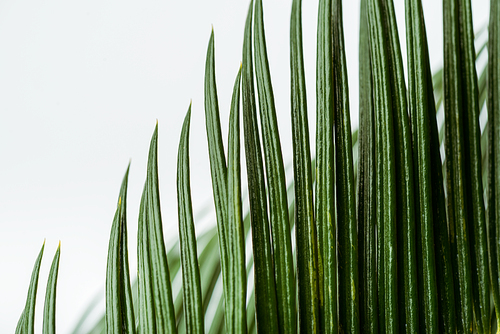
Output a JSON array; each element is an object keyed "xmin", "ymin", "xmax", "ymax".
[
  {"xmin": 488, "ymin": 0, "xmax": 500, "ymax": 327},
  {"xmin": 206, "ymin": 27, "xmax": 247, "ymax": 332},
  {"xmin": 105, "ymin": 164, "xmax": 135, "ymax": 334},
  {"xmin": 137, "ymin": 124, "xmax": 177, "ymax": 333},
  {"xmin": 456, "ymin": 0, "xmax": 490, "ymax": 332},
  {"xmin": 43, "ymin": 244, "xmax": 61, "ymax": 334},
  {"xmin": 253, "ymin": 0, "xmax": 294, "ymax": 331},
  {"xmin": 367, "ymin": 0, "xmax": 399, "ymax": 331},
  {"xmin": 406, "ymin": 0, "xmax": 456, "ymax": 332},
  {"xmin": 443, "ymin": 0, "xmax": 475, "ymax": 331},
  {"xmin": 225, "ymin": 66, "xmax": 247, "ymax": 333},
  {"xmin": 357, "ymin": 0, "xmax": 378, "ymax": 331},
  {"xmin": 315, "ymin": 0, "xmax": 337, "ymax": 332},
  {"xmin": 16, "ymin": 242, "xmax": 45, "ymax": 334},
  {"xmin": 331, "ymin": 1, "xmax": 360, "ymax": 332},
  {"xmin": 290, "ymin": 0, "xmax": 320, "ymax": 331},
  {"xmin": 177, "ymin": 106, "xmax": 204, "ymax": 334}
]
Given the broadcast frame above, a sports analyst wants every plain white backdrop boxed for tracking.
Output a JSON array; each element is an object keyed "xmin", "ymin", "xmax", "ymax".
[{"xmin": 0, "ymin": 0, "xmax": 489, "ymax": 332}]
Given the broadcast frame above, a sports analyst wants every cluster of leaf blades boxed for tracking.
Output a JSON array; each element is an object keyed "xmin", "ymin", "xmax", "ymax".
[{"xmin": 15, "ymin": 0, "xmax": 500, "ymax": 332}]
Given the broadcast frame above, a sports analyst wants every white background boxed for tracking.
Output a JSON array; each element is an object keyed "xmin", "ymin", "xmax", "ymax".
[{"xmin": 0, "ymin": 0, "xmax": 489, "ymax": 332}]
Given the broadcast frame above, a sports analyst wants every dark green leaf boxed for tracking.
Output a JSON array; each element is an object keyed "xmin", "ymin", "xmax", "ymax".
[
  {"xmin": 406, "ymin": 0, "xmax": 456, "ymax": 332},
  {"xmin": 253, "ymin": 0, "xmax": 294, "ymax": 331},
  {"xmin": 367, "ymin": 0, "xmax": 399, "ymax": 331},
  {"xmin": 290, "ymin": 0, "xmax": 320, "ymax": 332},
  {"xmin": 332, "ymin": 1, "xmax": 360, "ymax": 332},
  {"xmin": 105, "ymin": 164, "xmax": 135, "ymax": 334},
  {"xmin": 137, "ymin": 124, "xmax": 177, "ymax": 333},
  {"xmin": 357, "ymin": 0, "xmax": 378, "ymax": 332},
  {"xmin": 177, "ymin": 105, "xmax": 204, "ymax": 334},
  {"xmin": 443, "ymin": 0, "xmax": 474, "ymax": 331},
  {"xmin": 488, "ymin": 0, "xmax": 500, "ymax": 327}
]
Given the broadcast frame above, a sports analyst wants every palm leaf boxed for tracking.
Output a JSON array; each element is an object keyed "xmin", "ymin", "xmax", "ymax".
[
  {"xmin": 16, "ymin": 242, "xmax": 45, "ymax": 334},
  {"xmin": 43, "ymin": 244, "xmax": 61, "ymax": 334},
  {"xmin": 487, "ymin": 0, "xmax": 500, "ymax": 328},
  {"xmin": 137, "ymin": 124, "xmax": 177, "ymax": 333},
  {"xmin": 177, "ymin": 105, "xmax": 204, "ymax": 334},
  {"xmin": 406, "ymin": 0, "xmax": 456, "ymax": 332},
  {"xmin": 253, "ymin": 0, "xmax": 294, "ymax": 331},
  {"xmin": 105, "ymin": 164, "xmax": 135, "ymax": 334},
  {"xmin": 357, "ymin": 0, "xmax": 378, "ymax": 331},
  {"xmin": 315, "ymin": 0, "xmax": 337, "ymax": 332},
  {"xmin": 332, "ymin": 1, "xmax": 359, "ymax": 332},
  {"xmin": 290, "ymin": 0, "xmax": 320, "ymax": 332}
]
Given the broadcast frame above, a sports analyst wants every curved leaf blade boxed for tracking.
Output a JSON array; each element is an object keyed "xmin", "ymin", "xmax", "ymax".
[
  {"xmin": 43, "ymin": 243, "xmax": 61, "ymax": 334},
  {"xmin": 105, "ymin": 164, "xmax": 136, "ymax": 334},
  {"xmin": 177, "ymin": 105, "xmax": 204, "ymax": 334},
  {"xmin": 137, "ymin": 124, "xmax": 177, "ymax": 333},
  {"xmin": 253, "ymin": 0, "xmax": 294, "ymax": 331},
  {"xmin": 16, "ymin": 241, "xmax": 45, "ymax": 334},
  {"xmin": 226, "ymin": 65, "xmax": 246, "ymax": 333}
]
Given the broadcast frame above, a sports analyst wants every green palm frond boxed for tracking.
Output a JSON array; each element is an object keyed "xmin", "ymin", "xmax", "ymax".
[{"xmin": 15, "ymin": 0, "xmax": 498, "ymax": 333}]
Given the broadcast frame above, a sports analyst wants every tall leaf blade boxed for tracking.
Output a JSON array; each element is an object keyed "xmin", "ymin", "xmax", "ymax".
[
  {"xmin": 357, "ymin": 0, "xmax": 378, "ymax": 331},
  {"xmin": 105, "ymin": 164, "xmax": 136, "ymax": 334},
  {"xmin": 290, "ymin": 0, "xmax": 320, "ymax": 332},
  {"xmin": 377, "ymin": 0, "xmax": 423, "ymax": 332},
  {"xmin": 204, "ymin": 30, "xmax": 229, "ymax": 304},
  {"xmin": 332, "ymin": 1, "xmax": 359, "ymax": 332},
  {"xmin": 16, "ymin": 242, "xmax": 45, "ymax": 334},
  {"xmin": 226, "ymin": 65, "xmax": 247, "ymax": 333},
  {"xmin": 406, "ymin": 0, "xmax": 456, "ymax": 332},
  {"xmin": 253, "ymin": 0, "xmax": 294, "ymax": 332},
  {"xmin": 315, "ymin": 0, "xmax": 337, "ymax": 332},
  {"xmin": 177, "ymin": 105, "xmax": 204, "ymax": 334},
  {"xmin": 137, "ymin": 124, "xmax": 177, "ymax": 333},
  {"xmin": 43, "ymin": 243, "xmax": 61, "ymax": 334},
  {"xmin": 488, "ymin": 0, "xmax": 500, "ymax": 327},
  {"xmin": 367, "ymin": 0, "xmax": 399, "ymax": 331},
  {"xmin": 443, "ymin": 0, "xmax": 474, "ymax": 331},
  {"xmin": 457, "ymin": 0, "xmax": 490, "ymax": 332}
]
